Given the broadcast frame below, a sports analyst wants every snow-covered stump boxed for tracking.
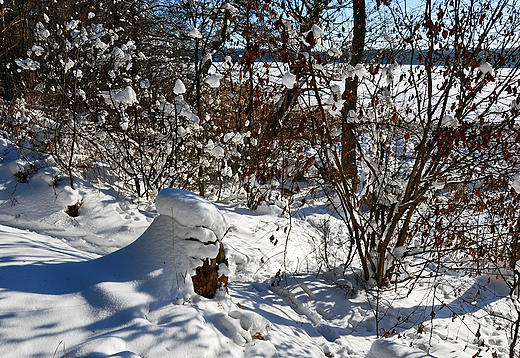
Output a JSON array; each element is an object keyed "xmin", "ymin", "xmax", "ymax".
[{"xmin": 155, "ymin": 188, "xmax": 229, "ymax": 298}]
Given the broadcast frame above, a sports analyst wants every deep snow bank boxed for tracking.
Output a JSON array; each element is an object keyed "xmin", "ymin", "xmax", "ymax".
[{"xmin": 366, "ymin": 339, "xmax": 436, "ymax": 358}]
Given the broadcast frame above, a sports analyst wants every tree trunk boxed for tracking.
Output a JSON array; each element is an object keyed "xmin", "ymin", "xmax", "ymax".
[{"xmin": 341, "ymin": 0, "xmax": 366, "ymax": 190}]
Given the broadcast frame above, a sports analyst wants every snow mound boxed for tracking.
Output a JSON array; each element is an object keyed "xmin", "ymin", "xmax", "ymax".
[
  {"xmin": 228, "ymin": 310, "xmax": 272, "ymax": 339},
  {"xmin": 366, "ymin": 339, "xmax": 435, "ymax": 358},
  {"xmin": 156, "ymin": 188, "xmax": 228, "ymax": 241}
]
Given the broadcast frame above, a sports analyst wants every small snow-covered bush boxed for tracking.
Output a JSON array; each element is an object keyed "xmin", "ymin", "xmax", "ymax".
[{"xmin": 156, "ymin": 188, "xmax": 229, "ymax": 298}]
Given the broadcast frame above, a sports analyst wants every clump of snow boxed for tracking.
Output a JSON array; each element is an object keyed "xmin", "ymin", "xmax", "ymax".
[
  {"xmin": 433, "ymin": 181, "xmax": 445, "ymax": 190},
  {"xmin": 326, "ymin": 84, "xmax": 346, "ymax": 116},
  {"xmin": 282, "ymin": 72, "xmax": 296, "ymax": 89},
  {"xmin": 478, "ymin": 61, "xmax": 494, "ymax": 77},
  {"xmin": 223, "ymin": 3, "xmax": 239, "ymax": 15},
  {"xmin": 173, "ymin": 79, "xmax": 186, "ymax": 95},
  {"xmin": 28, "ymin": 45, "xmax": 44, "ymax": 57},
  {"xmin": 206, "ymin": 140, "xmax": 225, "ymax": 158},
  {"xmin": 201, "ymin": 52, "xmax": 212, "ymax": 68},
  {"xmin": 228, "ymin": 310, "xmax": 272, "ymax": 339},
  {"xmin": 311, "ymin": 24, "xmax": 324, "ymax": 39},
  {"xmin": 384, "ymin": 34, "xmax": 392, "ymax": 42},
  {"xmin": 100, "ymin": 86, "xmax": 138, "ymax": 107},
  {"xmin": 328, "ymin": 47, "xmax": 341, "ymax": 57},
  {"xmin": 57, "ymin": 185, "xmax": 83, "ymax": 208},
  {"xmin": 188, "ymin": 27, "xmax": 202, "ymax": 39},
  {"xmin": 35, "ymin": 22, "xmax": 50, "ymax": 40},
  {"xmin": 15, "ymin": 58, "xmax": 40, "ymax": 71},
  {"xmin": 441, "ymin": 114, "xmax": 459, "ymax": 128},
  {"xmin": 205, "ymin": 73, "xmax": 223, "ymax": 88},
  {"xmin": 155, "ymin": 188, "xmax": 228, "ymax": 241},
  {"xmin": 352, "ymin": 63, "xmax": 366, "ymax": 78},
  {"xmin": 511, "ymin": 175, "xmax": 520, "ymax": 193},
  {"xmin": 342, "ymin": 63, "xmax": 366, "ymax": 81},
  {"xmin": 114, "ymin": 86, "xmax": 137, "ymax": 105},
  {"xmin": 393, "ymin": 246, "xmax": 407, "ymax": 259}
]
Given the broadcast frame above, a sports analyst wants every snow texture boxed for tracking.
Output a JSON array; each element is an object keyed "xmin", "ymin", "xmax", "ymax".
[
  {"xmin": 512, "ymin": 175, "xmax": 520, "ymax": 193},
  {"xmin": 478, "ymin": 61, "xmax": 494, "ymax": 77},
  {"xmin": 188, "ymin": 27, "xmax": 202, "ymax": 39},
  {"xmin": 155, "ymin": 188, "xmax": 228, "ymax": 241},
  {"xmin": 174, "ymin": 79, "xmax": 186, "ymax": 95},
  {"xmin": 441, "ymin": 115, "xmax": 459, "ymax": 128},
  {"xmin": 282, "ymin": 72, "xmax": 296, "ymax": 89},
  {"xmin": 366, "ymin": 340, "xmax": 435, "ymax": 358},
  {"xmin": 206, "ymin": 73, "xmax": 224, "ymax": 88}
]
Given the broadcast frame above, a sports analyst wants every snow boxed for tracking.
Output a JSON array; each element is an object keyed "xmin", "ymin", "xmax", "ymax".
[
  {"xmin": 478, "ymin": 61, "xmax": 494, "ymax": 77},
  {"xmin": 188, "ymin": 27, "xmax": 202, "ymax": 39},
  {"xmin": 155, "ymin": 188, "xmax": 228, "ymax": 241},
  {"xmin": 366, "ymin": 340, "xmax": 435, "ymax": 358},
  {"xmin": 115, "ymin": 86, "xmax": 137, "ymax": 105},
  {"xmin": 15, "ymin": 58, "xmax": 40, "ymax": 71},
  {"xmin": 311, "ymin": 24, "xmax": 324, "ymax": 39},
  {"xmin": 174, "ymin": 79, "xmax": 186, "ymax": 95},
  {"xmin": 206, "ymin": 73, "xmax": 224, "ymax": 88},
  {"xmin": 328, "ymin": 47, "xmax": 341, "ymax": 57},
  {"xmin": 100, "ymin": 86, "xmax": 138, "ymax": 107},
  {"xmin": 282, "ymin": 72, "xmax": 296, "ymax": 89},
  {"xmin": 511, "ymin": 98, "xmax": 520, "ymax": 111},
  {"xmin": 512, "ymin": 175, "xmax": 520, "ymax": 193},
  {"xmin": 223, "ymin": 3, "xmax": 239, "ymax": 15},
  {"xmin": 0, "ymin": 138, "xmax": 515, "ymax": 358},
  {"xmin": 441, "ymin": 114, "xmax": 459, "ymax": 128}
]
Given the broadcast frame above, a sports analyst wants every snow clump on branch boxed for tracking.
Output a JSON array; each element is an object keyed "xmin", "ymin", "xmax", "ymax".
[
  {"xmin": 188, "ymin": 27, "xmax": 202, "ymax": 39},
  {"xmin": 282, "ymin": 72, "xmax": 296, "ymax": 89},
  {"xmin": 173, "ymin": 79, "xmax": 186, "ymax": 95}
]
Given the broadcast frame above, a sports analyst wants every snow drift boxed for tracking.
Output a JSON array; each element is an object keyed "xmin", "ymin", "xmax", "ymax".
[{"xmin": 0, "ymin": 188, "xmax": 274, "ymax": 357}]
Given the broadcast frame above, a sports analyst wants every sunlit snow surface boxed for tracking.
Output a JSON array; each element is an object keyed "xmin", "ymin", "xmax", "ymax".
[{"xmin": 0, "ymin": 143, "xmax": 514, "ymax": 357}]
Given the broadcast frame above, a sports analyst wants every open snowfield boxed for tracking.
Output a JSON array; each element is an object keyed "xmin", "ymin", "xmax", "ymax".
[{"xmin": 0, "ymin": 141, "xmax": 515, "ymax": 357}]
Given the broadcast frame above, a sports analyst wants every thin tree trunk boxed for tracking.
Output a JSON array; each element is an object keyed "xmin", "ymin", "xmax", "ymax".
[{"xmin": 341, "ymin": 0, "xmax": 366, "ymax": 190}]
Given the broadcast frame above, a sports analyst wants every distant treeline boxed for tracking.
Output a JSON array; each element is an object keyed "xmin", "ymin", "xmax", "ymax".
[{"xmin": 212, "ymin": 48, "xmax": 520, "ymax": 68}]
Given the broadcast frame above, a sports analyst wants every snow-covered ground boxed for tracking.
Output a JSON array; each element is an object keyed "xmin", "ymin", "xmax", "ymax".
[{"xmin": 0, "ymin": 141, "xmax": 514, "ymax": 357}]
